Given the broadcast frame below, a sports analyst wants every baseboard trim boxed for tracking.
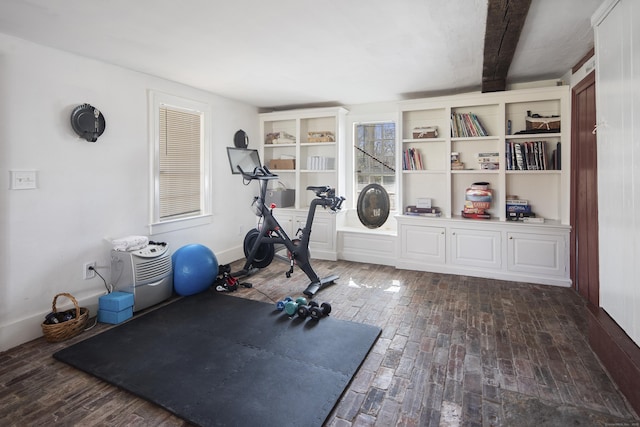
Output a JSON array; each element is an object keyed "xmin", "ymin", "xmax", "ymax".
[
  {"xmin": 0, "ymin": 290, "xmax": 105, "ymax": 353},
  {"xmin": 588, "ymin": 305, "xmax": 640, "ymax": 415}
]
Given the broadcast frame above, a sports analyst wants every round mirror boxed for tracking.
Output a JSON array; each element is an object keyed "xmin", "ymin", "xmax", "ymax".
[{"xmin": 356, "ymin": 183, "xmax": 390, "ymax": 229}]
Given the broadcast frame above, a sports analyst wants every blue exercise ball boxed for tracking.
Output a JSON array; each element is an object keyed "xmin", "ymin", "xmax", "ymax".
[{"xmin": 172, "ymin": 244, "xmax": 219, "ymax": 296}]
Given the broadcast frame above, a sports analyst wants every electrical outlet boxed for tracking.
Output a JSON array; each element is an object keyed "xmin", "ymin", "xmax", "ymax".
[{"xmin": 83, "ymin": 261, "xmax": 96, "ymax": 280}]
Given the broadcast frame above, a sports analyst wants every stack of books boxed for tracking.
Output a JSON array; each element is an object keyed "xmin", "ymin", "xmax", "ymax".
[
  {"xmin": 405, "ymin": 198, "xmax": 441, "ymax": 217},
  {"xmin": 477, "ymin": 152, "xmax": 500, "ymax": 170},
  {"xmin": 462, "ymin": 182, "xmax": 492, "ymax": 219},
  {"xmin": 405, "ymin": 205, "xmax": 441, "ymax": 217},
  {"xmin": 506, "ymin": 197, "xmax": 542, "ymax": 222}
]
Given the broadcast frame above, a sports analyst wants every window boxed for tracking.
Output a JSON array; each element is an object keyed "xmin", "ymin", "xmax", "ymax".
[
  {"xmin": 354, "ymin": 122, "xmax": 396, "ymax": 210},
  {"xmin": 149, "ymin": 91, "xmax": 211, "ymax": 233}
]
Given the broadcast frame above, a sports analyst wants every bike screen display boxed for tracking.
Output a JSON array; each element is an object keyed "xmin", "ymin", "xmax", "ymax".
[{"xmin": 227, "ymin": 147, "xmax": 262, "ymax": 174}]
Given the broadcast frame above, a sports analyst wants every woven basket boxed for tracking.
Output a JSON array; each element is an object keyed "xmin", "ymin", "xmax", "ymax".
[{"xmin": 41, "ymin": 293, "xmax": 89, "ymax": 342}]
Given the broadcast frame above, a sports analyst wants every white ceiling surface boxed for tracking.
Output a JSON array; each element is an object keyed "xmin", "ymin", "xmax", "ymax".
[{"xmin": 0, "ymin": 0, "xmax": 602, "ymax": 109}]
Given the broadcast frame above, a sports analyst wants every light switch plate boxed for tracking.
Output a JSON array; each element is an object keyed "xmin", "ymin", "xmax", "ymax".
[{"xmin": 10, "ymin": 170, "xmax": 38, "ymax": 190}]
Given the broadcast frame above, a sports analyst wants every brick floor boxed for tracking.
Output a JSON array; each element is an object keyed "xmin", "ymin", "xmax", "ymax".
[
  {"xmin": 1, "ymin": 258, "xmax": 638, "ymax": 426},
  {"xmin": 237, "ymin": 259, "xmax": 639, "ymax": 426}
]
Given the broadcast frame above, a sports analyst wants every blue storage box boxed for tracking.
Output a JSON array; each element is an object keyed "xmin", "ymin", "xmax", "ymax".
[
  {"xmin": 98, "ymin": 306, "xmax": 133, "ymax": 324},
  {"xmin": 99, "ymin": 292, "xmax": 134, "ymax": 312}
]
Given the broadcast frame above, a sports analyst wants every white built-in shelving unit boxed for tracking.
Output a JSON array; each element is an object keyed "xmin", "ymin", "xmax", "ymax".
[
  {"xmin": 259, "ymin": 107, "xmax": 348, "ymax": 260},
  {"xmin": 258, "ymin": 88, "xmax": 572, "ymax": 286},
  {"xmin": 395, "ymin": 86, "xmax": 571, "ymax": 286}
]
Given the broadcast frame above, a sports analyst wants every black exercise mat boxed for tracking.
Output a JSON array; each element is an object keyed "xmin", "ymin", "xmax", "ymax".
[{"xmin": 54, "ymin": 292, "xmax": 381, "ymax": 427}]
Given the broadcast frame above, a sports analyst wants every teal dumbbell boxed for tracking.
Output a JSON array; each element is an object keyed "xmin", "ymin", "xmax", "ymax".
[
  {"xmin": 276, "ymin": 296, "xmax": 293, "ymax": 311},
  {"xmin": 284, "ymin": 297, "xmax": 308, "ymax": 316}
]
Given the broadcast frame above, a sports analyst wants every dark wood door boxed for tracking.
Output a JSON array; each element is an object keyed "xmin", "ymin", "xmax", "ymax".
[{"xmin": 571, "ymin": 71, "xmax": 599, "ymax": 306}]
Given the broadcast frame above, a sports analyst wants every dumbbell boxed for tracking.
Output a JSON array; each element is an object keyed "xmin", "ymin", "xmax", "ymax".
[
  {"xmin": 309, "ymin": 302, "xmax": 332, "ymax": 320},
  {"xmin": 276, "ymin": 296, "xmax": 293, "ymax": 311},
  {"xmin": 284, "ymin": 297, "xmax": 308, "ymax": 316},
  {"xmin": 296, "ymin": 301, "xmax": 319, "ymax": 319}
]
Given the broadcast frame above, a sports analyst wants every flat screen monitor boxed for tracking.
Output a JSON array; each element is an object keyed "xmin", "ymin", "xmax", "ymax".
[{"xmin": 227, "ymin": 147, "xmax": 262, "ymax": 175}]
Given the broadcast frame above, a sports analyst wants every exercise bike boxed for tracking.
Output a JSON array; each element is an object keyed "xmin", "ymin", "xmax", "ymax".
[{"xmin": 228, "ymin": 148, "xmax": 344, "ymax": 297}]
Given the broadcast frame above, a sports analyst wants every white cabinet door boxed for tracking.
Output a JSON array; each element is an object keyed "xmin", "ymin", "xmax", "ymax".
[
  {"xmin": 449, "ymin": 228, "xmax": 501, "ymax": 269},
  {"xmin": 295, "ymin": 212, "xmax": 334, "ymax": 253},
  {"xmin": 399, "ymin": 224, "xmax": 446, "ymax": 264},
  {"xmin": 507, "ymin": 232, "xmax": 566, "ymax": 277}
]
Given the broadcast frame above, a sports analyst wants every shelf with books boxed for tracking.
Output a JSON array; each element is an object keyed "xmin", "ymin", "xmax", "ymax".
[
  {"xmin": 402, "ymin": 147, "xmax": 426, "ymax": 171},
  {"xmin": 505, "ymin": 173, "xmax": 561, "ymax": 222},
  {"xmin": 301, "ymin": 142, "xmax": 336, "ymax": 173},
  {"xmin": 260, "ymin": 107, "xmax": 347, "ymax": 210},
  {"xmin": 398, "ymin": 85, "xmax": 570, "ymax": 225},
  {"xmin": 395, "ymin": 86, "xmax": 570, "ymax": 286},
  {"xmin": 404, "ymin": 140, "xmax": 447, "ymax": 171},
  {"xmin": 402, "ymin": 171, "xmax": 449, "ymax": 219},
  {"xmin": 451, "ymin": 104, "xmax": 499, "ymax": 137},
  {"xmin": 505, "ymin": 139, "xmax": 561, "ymax": 171},
  {"xmin": 504, "ymin": 89, "xmax": 568, "ymax": 224}
]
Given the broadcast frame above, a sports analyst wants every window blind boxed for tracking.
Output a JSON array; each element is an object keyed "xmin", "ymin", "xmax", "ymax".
[{"xmin": 159, "ymin": 106, "xmax": 202, "ymax": 220}]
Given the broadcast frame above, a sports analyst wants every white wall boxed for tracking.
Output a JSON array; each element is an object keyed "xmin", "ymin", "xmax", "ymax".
[{"xmin": 0, "ymin": 34, "xmax": 260, "ymax": 351}]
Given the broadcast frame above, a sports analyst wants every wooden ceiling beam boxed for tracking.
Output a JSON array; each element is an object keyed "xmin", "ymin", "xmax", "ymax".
[{"xmin": 482, "ymin": 0, "xmax": 532, "ymax": 92}]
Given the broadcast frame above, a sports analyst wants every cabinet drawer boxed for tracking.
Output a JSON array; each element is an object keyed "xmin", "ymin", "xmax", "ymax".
[
  {"xmin": 507, "ymin": 232, "xmax": 566, "ymax": 276},
  {"xmin": 450, "ymin": 228, "xmax": 501, "ymax": 269}
]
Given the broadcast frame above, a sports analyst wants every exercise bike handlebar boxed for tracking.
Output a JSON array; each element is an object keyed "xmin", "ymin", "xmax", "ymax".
[
  {"xmin": 306, "ymin": 185, "xmax": 345, "ymax": 211},
  {"xmin": 237, "ymin": 165, "xmax": 278, "ymax": 181}
]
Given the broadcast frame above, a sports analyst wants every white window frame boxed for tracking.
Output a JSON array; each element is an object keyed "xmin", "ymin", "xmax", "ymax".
[
  {"xmin": 148, "ymin": 90, "xmax": 212, "ymax": 235},
  {"xmin": 353, "ymin": 121, "xmax": 398, "ymax": 211},
  {"xmin": 346, "ymin": 109, "xmax": 400, "ymax": 216}
]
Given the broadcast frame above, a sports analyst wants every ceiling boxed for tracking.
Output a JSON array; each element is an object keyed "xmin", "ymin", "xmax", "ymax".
[{"xmin": 0, "ymin": 0, "xmax": 602, "ymax": 110}]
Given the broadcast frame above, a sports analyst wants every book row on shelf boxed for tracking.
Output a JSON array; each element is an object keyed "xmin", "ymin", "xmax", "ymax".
[
  {"xmin": 450, "ymin": 112, "xmax": 489, "ymax": 138},
  {"xmin": 506, "ymin": 141, "xmax": 561, "ymax": 171},
  {"xmin": 306, "ymin": 156, "xmax": 335, "ymax": 170},
  {"xmin": 407, "ymin": 142, "xmax": 560, "ymax": 172},
  {"xmin": 403, "ymin": 148, "xmax": 424, "ymax": 170}
]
